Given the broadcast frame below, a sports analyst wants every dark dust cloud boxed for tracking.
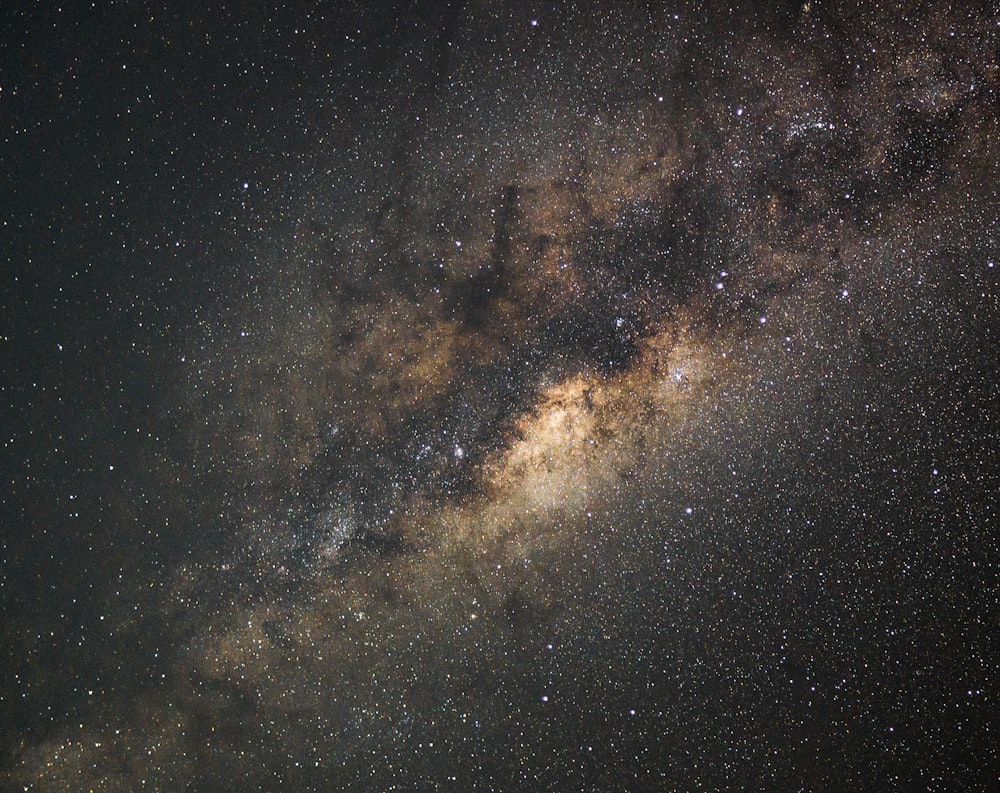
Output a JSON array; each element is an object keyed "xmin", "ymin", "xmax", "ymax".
[{"xmin": 2, "ymin": 1, "xmax": 999, "ymax": 790}]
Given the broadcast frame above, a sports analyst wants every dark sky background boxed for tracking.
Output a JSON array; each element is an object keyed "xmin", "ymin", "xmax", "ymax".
[{"xmin": 2, "ymin": 1, "xmax": 999, "ymax": 790}]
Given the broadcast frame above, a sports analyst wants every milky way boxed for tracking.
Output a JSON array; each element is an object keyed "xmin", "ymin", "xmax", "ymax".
[{"xmin": 3, "ymin": 2, "xmax": 999, "ymax": 790}]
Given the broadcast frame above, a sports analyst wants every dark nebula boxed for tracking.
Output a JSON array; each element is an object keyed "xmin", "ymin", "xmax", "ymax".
[{"xmin": 2, "ymin": 1, "xmax": 999, "ymax": 790}]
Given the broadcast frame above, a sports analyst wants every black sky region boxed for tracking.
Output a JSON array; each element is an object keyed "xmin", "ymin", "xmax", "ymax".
[{"xmin": 2, "ymin": 1, "xmax": 999, "ymax": 790}]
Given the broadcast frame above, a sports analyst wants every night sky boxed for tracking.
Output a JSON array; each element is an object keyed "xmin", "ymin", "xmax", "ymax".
[{"xmin": 2, "ymin": 1, "xmax": 999, "ymax": 790}]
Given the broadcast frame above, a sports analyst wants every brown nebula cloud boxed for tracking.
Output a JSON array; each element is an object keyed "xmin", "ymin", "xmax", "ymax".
[{"xmin": 194, "ymin": 0, "xmax": 997, "ymax": 576}]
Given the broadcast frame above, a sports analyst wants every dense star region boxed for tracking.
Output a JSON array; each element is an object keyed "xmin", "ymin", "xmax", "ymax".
[{"xmin": 2, "ymin": 1, "xmax": 999, "ymax": 790}]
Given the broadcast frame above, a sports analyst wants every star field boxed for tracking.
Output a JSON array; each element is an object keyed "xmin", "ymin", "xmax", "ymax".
[{"xmin": 2, "ymin": 2, "xmax": 999, "ymax": 790}]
